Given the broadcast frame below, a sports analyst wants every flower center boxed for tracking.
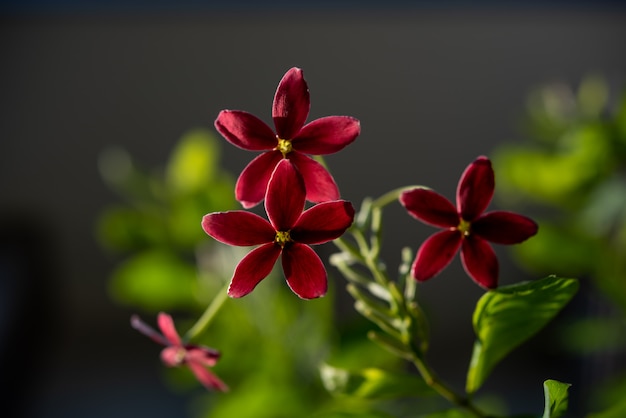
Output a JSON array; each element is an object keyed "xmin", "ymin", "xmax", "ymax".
[
  {"xmin": 173, "ymin": 347, "xmax": 187, "ymax": 365},
  {"xmin": 276, "ymin": 137, "xmax": 293, "ymax": 157},
  {"xmin": 457, "ymin": 219, "xmax": 471, "ymax": 237},
  {"xmin": 274, "ymin": 230, "xmax": 292, "ymax": 247}
]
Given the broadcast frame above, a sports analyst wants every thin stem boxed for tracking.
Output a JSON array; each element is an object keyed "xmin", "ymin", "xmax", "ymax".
[
  {"xmin": 185, "ymin": 280, "xmax": 230, "ymax": 341},
  {"xmin": 370, "ymin": 185, "xmax": 424, "ymax": 209}
]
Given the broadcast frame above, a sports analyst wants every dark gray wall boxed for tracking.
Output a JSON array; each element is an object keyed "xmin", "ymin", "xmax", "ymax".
[{"xmin": 1, "ymin": 7, "xmax": 625, "ymax": 417}]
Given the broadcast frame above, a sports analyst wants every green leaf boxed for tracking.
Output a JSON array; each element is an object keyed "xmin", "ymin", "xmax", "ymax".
[
  {"xmin": 320, "ymin": 363, "xmax": 434, "ymax": 399},
  {"xmin": 165, "ymin": 129, "xmax": 220, "ymax": 195},
  {"xmin": 588, "ymin": 397, "xmax": 626, "ymax": 418},
  {"xmin": 108, "ymin": 250, "xmax": 199, "ymax": 311},
  {"xmin": 543, "ymin": 379, "xmax": 571, "ymax": 418},
  {"xmin": 422, "ymin": 410, "xmax": 475, "ymax": 418},
  {"xmin": 466, "ymin": 276, "xmax": 579, "ymax": 394}
]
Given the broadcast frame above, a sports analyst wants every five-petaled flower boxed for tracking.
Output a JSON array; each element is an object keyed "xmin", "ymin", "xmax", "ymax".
[
  {"xmin": 214, "ymin": 67, "xmax": 360, "ymax": 208},
  {"xmin": 202, "ymin": 159, "xmax": 355, "ymax": 299},
  {"xmin": 399, "ymin": 156, "xmax": 538, "ymax": 289},
  {"xmin": 131, "ymin": 312, "xmax": 228, "ymax": 392}
]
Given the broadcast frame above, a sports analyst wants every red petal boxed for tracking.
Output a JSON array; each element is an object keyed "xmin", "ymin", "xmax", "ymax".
[
  {"xmin": 472, "ymin": 211, "xmax": 539, "ymax": 244},
  {"xmin": 214, "ymin": 110, "xmax": 277, "ymax": 150},
  {"xmin": 157, "ymin": 312, "xmax": 182, "ymax": 346},
  {"xmin": 457, "ymin": 156, "xmax": 494, "ymax": 221},
  {"xmin": 292, "ymin": 116, "xmax": 360, "ymax": 154},
  {"xmin": 228, "ymin": 243, "xmax": 281, "ymax": 298},
  {"xmin": 202, "ymin": 211, "xmax": 275, "ymax": 246},
  {"xmin": 460, "ymin": 236, "xmax": 498, "ymax": 289},
  {"xmin": 272, "ymin": 67, "xmax": 310, "ymax": 140},
  {"xmin": 289, "ymin": 152, "xmax": 340, "ymax": 203},
  {"xmin": 186, "ymin": 346, "xmax": 220, "ymax": 367},
  {"xmin": 282, "ymin": 243, "xmax": 327, "ymax": 299},
  {"xmin": 130, "ymin": 315, "xmax": 168, "ymax": 346},
  {"xmin": 400, "ymin": 187, "xmax": 459, "ymax": 228},
  {"xmin": 160, "ymin": 346, "xmax": 182, "ymax": 367},
  {"xmin": 411, "ymin": 230, "xmax": 462, "ymax": 282},
  {"xmin": 187, "ymin": 360, "xmax": 229, "ymax": 392},
  {"xmin": 265, "ymin": 159, "xmax": 306, "ymax": 231},
  {"xmin": 235, "ymin": 150, "xmax": 283, "ymax": 208},
  {"xmin": 291, "ymin": 200, "xmax": 355, "ymax": 244}
]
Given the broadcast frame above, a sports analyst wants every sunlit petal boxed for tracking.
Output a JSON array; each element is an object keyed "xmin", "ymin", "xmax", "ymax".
[
  {"xmin": 292, "ymin": 116, "xmax": 360, "ymax": 154},
  {"xmin": 228, "ymin": 243, "xmax": 281, "ymax": 298},
  {"xmin": 289, "ymin": 152, "xmax": 340, "ymax": 203},
  {"xmin": 214, "ymin": 110, "xmax": 277, "ymax": 150},
  {"xmin": 457, "ymin": 156, "xmax": 494, "ymax": 221},
  {"xmin": 157, "ymin": 312, "xmax": 182, "ymax": 346},
  {"xmin": 235, "ymin": 150, "xmax": 283, "ymax": 208},
  {"xmin": 282, "ymin": 243, "xmax": 327, "ymax": 299},
  {"xmin": 265, "ymin": 159, "xmax": 306, "ymax": 231},
  {"xmin": 461, "ymin": 236, "xmax": 498, "ymax": 289},
  {"xmin": 411, "ymin": 230, "xmax": 462, "ymax": 282},
  {"xmin": 272, "ymin": 67, "xmax": 310, "ymax": 140},
  {"xmin": 472, "ymin": 211, "xmax": 539, "ymax": 244},
  {"xmin": 202, "ymin": 211, "xmax": 275, "ymax": 246},
  {"xmin": 291, "ymin": 200, "xmax": 354, "ymax": 244},
  {"xmin": 400, "ymin": 187, "xmax": 459, "ymax": 228}
]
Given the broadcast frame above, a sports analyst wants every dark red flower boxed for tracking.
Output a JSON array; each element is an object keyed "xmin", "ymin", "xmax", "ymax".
[
  {"xmin": 214, "ymin": 67, "xmax": 360, "ymax": 208},
  {"xmin": 399, "ymin": 156, "xmax": 538, "ymax": 289},
  {"xmin": 202, "ymin": 159, "xmax": 354, "ymax": 299},
  {"xmin": 131, "ymin": 312, "xmax": 228, "ymax": 392}
]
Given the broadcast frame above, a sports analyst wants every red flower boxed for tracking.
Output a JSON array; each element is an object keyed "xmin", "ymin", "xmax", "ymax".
[
  {"xmin": 131, "ymin": 312, "xmax": 228, "ymax": 392},
  {"xmin": 202, "ymin": 159, "xmax": 354, "ymax": 299},
  {"xmin": 399, "ymin": 156, "xmax": 538, "ymax": 289},
  {"xmin": 214, "ymin": 67, "xmax": 360, "ymax": 208}
]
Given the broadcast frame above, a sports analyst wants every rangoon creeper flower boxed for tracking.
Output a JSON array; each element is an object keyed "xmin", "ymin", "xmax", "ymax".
[
  {"xmin": 399, "ymin": 156, "xmax": 538, "ymax": 289},
  {"xmin": 131, "ymin": 312, "xmax": 228, "ymax": 392},
  {"xmin": 214, "ymin": 67, "xmax": 360, "ymax": 208},
  {"xmin": 202, "ymin": 159, "xmax": 354, "ymax": 299}
]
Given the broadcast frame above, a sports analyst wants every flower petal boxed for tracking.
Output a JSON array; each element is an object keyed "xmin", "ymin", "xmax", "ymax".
[
  {"xmin": 235, "ymin": 150, "xmax": 283, "ymax": 208},
  {"xmin": 291, "ymin": 200, "xmax": 355, "ymax": 244},
  {"xmin": 157, "ymin": 312, "xmax": 182, "ymax": 346},
  {"xmin": 214, "ymin": 110, "xmax": 277, "ymax": 150},
  {"xmin": 289, "ymin": 152, "xmax": 340, "ymax": 203},
  {"xmin": 161, "ymin": 346, "xmax": 183, "ymax": 367},
  {"xmin": 265, "ymin": 159, "xmax": 306, "ymax": 231},
  {"xmin": 202, "ymin": 211, "xmax": 275, "ymax": 246},
  {"xmin": 411, "ymin": 230, "xmax": 462, "ymax": 282},
  {"xmin": 460, "ymin": 236, "xmax": 498, "ymax": 289},
  {"xmin": 130, "ymin": 315, "xmax": 169, "ymax": 346},
  {"xmin": 292, "ymin": 116, "xmax": 360, "ymax": 154},
  {"xmin": 187, "ymin": 360, "xmax": 229, "ymax": 392},
  {"xmin": 400, "ymin": 187, "xmax": 459, "ymax": 228},
  {"xmin": 272, "ymin": 67, "xmax": 310, "ymax": 140},
  {"xmin": 457, "ymin": 156, "xmax": 494, "ymax": 221},
  {"xmin": 282, "ymin": 243, "xmax": 327, "ymax": 299},
  {"xmin": 228, "ymin": 243, "xmax": 281, "ymax": 298},
  {"xmin": 185, "ymin": 346, "xmax": 220, "ymax": 367},
  {"xmin": 472, "ymin": 211, "xmax": 539, "ymax": 244}
]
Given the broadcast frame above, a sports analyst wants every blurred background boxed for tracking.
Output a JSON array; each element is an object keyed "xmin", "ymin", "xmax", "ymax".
[{"xmin": 1, "ymin": 1, "xmax": 625, "ymax": 417}]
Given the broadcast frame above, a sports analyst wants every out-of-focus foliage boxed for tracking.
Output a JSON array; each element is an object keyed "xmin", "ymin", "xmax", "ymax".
[{"xmin": 492, "ymin": 75, "xmax": 626, "ymax": 414}]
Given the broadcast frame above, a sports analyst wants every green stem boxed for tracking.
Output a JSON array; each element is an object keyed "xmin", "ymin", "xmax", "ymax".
[
  {"xmin": 185, "ymin": 280, "xmax": 230, "ymax": 341},
  {"xmin": 370, "ymin": 185, "xmax": 425, "ymax": 209}
]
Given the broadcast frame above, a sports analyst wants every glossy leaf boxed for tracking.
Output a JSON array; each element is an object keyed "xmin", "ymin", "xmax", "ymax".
[
  {"xmin": 466, "ymin": 276, "xmax": 578, "ymax": 393},
  {"xmin": 543, "ymin": 379, "xmax": 571, "ymax": 418},
  {"xmin": 320, "ymin": 364, "xmax": 434, "ymax": 399}
]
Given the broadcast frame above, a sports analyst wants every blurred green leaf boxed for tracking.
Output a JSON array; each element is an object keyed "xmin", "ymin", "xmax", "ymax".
[
  {"xmin": 166, "ymin": 129, "xmax": 220, "ymax": 195},
  {"xmin": 97, "ymin": 206, "xmax": 167, "ymax": 252},
  {"xmin": 543, "ymin": 379, "xmax": 571, "ymax": 418},
  {"xmin": 320, "ymin": 363, "xmax": 434, "ymax": 399},
  {"xmin": 466, "ymin": 276, "xmax": 578, "ymax": 394},
  {"xmin": 560, "ymin": 317, "xmax": 626, "ymax": 354},
  {"xmin": 588, "ymin": 398, "xmax": 626, "ymax": 418},
  {"xmin": 109, "ymin": 250, "xmax": 199, "ymax": 311},
  {"xmin": 577, "ymin": 75, "xmax": 609, "ymax": 119},
  {"xmin": 422, "ymin": 410, "xmax": 475, "ymax": 418}
]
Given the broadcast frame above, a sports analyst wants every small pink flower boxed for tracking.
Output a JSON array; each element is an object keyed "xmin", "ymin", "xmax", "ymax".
[
  {"xmin": 202, "ymin": 159, "xmax": 355, "ymax": 299},
  {"xmin": 214, "ymin": 67, "xmax": 360, "ymax": 208},
  {"xmin": 131, "ymin": 312, "xmax": 228, "ymax": 392},
  {"xmin": 399, "ymin": 156, "xmax": 538, "ymax": 289}
]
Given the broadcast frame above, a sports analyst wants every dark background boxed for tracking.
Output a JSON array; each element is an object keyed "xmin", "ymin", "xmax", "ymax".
[{"xmin": 1, "ymin": 1, "xmax": 625, "ymax": 417}]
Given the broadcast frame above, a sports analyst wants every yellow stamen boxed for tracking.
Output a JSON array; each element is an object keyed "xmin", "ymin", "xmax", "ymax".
[
  {"xmin": 276, "ymin": 138, "xmax": 293, "ymax": 156},
  {"xmin": 458, "ymin": 219, "xmax": 471, "ymax": 237},
  {"xmin": 275, "ymin": 230, "xmax": 292, "ymax": 248}
]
